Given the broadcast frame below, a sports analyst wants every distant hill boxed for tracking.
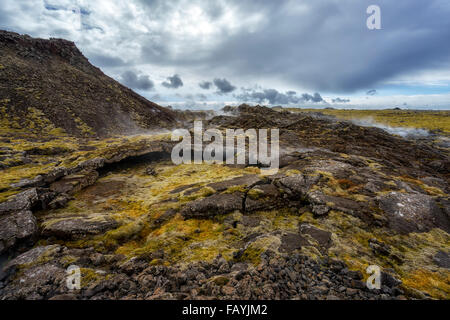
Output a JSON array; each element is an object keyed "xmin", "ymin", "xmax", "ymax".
[{"xmin": 0, "ymin": 30, "xmax": 177, "ymax": 137}]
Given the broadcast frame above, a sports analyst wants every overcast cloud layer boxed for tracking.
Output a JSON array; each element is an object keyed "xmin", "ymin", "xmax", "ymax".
[{"xmin": 1, "ymin": 0, "xmax": 449, "ymax": 109}]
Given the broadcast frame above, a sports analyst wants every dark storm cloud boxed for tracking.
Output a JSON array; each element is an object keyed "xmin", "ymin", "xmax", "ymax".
[
  {"xmin": 2, "ymin": 0, "xmax": 450, "ymax": 96},
  {"xmin": 236, "ymin": 88, "xmax": 325, "ymax": 105},
  {"xmin": 88, "ymin": 54, "xmax": 126, "ymax": 68},
  {"xmin": 332, "ymin": 98, "xmax": 351, "ymax": 103},
  {"xmin": 135, "ymin": 0, "xmax": 450, "ymax": 93},
  {"xmin": 213, "ymin": 78, "xmax": 236, "ymax": 94},
  {"xmin": 121, "ymin": 70, "xmax": 154, "ymax": 90},
  {"xmin": 301, "ymin": 93, "xmax": 324, "ymax": 103},
  {"xmin": 162, "ymin": 74, "xmax": 183, "ymax": 89},
  {"xmin": 199, "ymin": 81, "xmax": 212, "ymax": 90}
]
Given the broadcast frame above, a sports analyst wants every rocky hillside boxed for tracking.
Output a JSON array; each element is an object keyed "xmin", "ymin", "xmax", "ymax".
[{"xmin": 0, "ymin": 30, "xmax": 176, "ymax": 137}]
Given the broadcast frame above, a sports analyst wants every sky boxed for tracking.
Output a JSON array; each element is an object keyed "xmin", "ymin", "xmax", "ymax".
[{"xmin": 1, "ymin": 0, "xmax": 450, "ymax": 110}]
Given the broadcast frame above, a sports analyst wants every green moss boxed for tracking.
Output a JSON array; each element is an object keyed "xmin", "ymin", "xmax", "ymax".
[{"xmin": 105, "ymin": 219, "xmax": 145, "ymax": 242}]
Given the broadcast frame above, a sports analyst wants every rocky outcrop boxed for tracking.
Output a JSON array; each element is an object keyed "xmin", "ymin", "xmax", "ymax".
[
  {"xmin": 0, "ymin": 210, "xmax": 37, "ymax": 254},
  {"xmin": 50, "ymin": 170, "xmax": 99, "ymax": 195},
  {"xmin": 0, "ymin": 189, "xmax": 40, "ymax": 215},
  {"xmin": 181, "ymin": 193, "xmax": 244, "ymax": 218},
  {"xmin": 245, "ymin": 183, "xmax": 285, "ymax": 212},
  {"xmin": 42, "ymin": 216, "xmax": 119, "ymax": 240},
  {"xmin": 433, "ymin": 251, "xmax": 450, "ymax": 269},
  {"xmin": 377, "ymin": 192, "xmax": 450, "ymax": 234}
]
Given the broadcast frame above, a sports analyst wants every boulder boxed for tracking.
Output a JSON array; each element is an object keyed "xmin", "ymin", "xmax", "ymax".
[
  {"xmin": 307, "ymin": 191, "xmax": 363, "ymax": 216},
  {"xmin": 433, "ymin": 251, "xmax": 450, "ymax": 269},
  {"xmin": 2, "ymin": 245, "xmax": 61, "ymax": 275},
  {"xmin": 10, "ymin": 175, "xmax": 45, "ymax": 189},
  {"xmin": 369, "ymin": 238, "xmax": 391, "ymax": 256},
  {"xmin": 181, "ymin": 193, "xmax": 243, "ymax": 218},
  {"xmin": 245, "ymin": 183, "xmax": 284, "ymax": 212},
  {"xmin": 0, "ymin": 210, "xmax": 38, "ymax": 254},
  {"xmin": 279, "ymin": 233, "xmax": 309, "ymax": 253},
  {"xmin": 1, "ymin": 263, "xmax": 66, "ymax": 299},
  {"xmin": 277, "ymin": 174, "xmax": 320, "ymax": 197},
  {"xmin": 42, "ymin": 215, "xmax": 119, "ymax": 239},
  {"xmin": 299, "ymin": 224, "xmax": 332, "ymax": 249},
  {"xmin": 50, "ymin": 170, "xmax": 99, "ymax": 195},
  {"xmin": 377, "ymin": 192, "xmax": 450, "ymax": 234},
  {"xmin": 0, "ymin": 189, "xmax": 39, "ymax": 215}
]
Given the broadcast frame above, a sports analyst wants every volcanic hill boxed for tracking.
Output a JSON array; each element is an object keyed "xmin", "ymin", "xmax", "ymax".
[{"xmin": 0, "ymin": 30, "xmax": 176, "ymax": 138}]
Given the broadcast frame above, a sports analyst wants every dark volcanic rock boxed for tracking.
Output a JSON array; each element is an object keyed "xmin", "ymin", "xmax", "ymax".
[
  {"xmin": 50, "ymin": 170, "xmax": 99, "ymax": 195},
  {"xmin": 42, "ymin": 216, "xmax": 119, "ymax": 240},
  {"xmin": 2, "ymin": 245, "xmax": 61, "ymax": 275},
  {"xmin": 245, "ymin": 183, "xmax": 284, "ymax": 212},
  {"xmin": 279, "ymin": 233, "xmax": 309, "ymax": 253},
  {"xmin": 277, "ymin": 174, "xmax": 320, "ymax": 198},
  {"xmin": 369, "ymin": 239, "xmax": 391, "ymax": 256},
  {"xmin": 207, "ymin": 175, "xmax": 262, "ymax": 192},
  {"xmin": 0, "ymin": 189, "xmax": 39, "ymax": 215},
  {"xmin": 181, "ymin": 193, "xmax": 243, "ymax": 218},
  {"xmin": 433, "ymin": 251, "xmax": 450, "ymax": 269},
  {"xmin": 299, "ymin": 224, "xmax": 332, "ymax": 249},
  {"xmin": 0, "ymin": 210, "xmax": 37, "ymax": 254},
  {"xmin": 377, "ymin": 192, "xmax": 450, "ymax": 234}
]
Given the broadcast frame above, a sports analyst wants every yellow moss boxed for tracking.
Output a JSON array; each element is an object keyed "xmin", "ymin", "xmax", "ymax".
[
  {"xmin": 74, "ymin": 117, "xmax": 94, "ymax": 137},
  {"xmin": 238, "ymin": 246, "xmax": 265, "ymax": 265},
  {"xmin": 285, "ymin": 169, "xmax": 301, "ymax": 176},
  {"xmin": 80, "ymin": 268, "xmax": 108, "ymax": 287},
  {"xmin": 247, "ymin": 188, "xmax": 265, "ymax": 200},
  {"xmin": 105, "ymin": 219, "xmax": 145, "ymax": 242},
  {"xmin": 179, "ymin": 187, "xmax": 215, "ymax": 202},
  {"xmin": 0, "ymin": 189, "xmax": 20, "ymax": 203},
  {"xmin": 238, "ymin": 235, "xmax": 281, "ymax": 266},
  {"xmin": 395, "ymin": 175, "xmax": 446, "ymax": 197},
  {"xmin": 224, "ymin": 185, "xmax": 248, "ymax": 194},
  {"xmin": 403, "ymin": 269, "xmax": 450, "ymax": 299},
  {"xmin": 60, "ymin": 255, "xmax": 79, "ymax": 267},
  {"xmin": 257, "ymin": 209, "xmax": 299, "ymax": 231},
  {"xmin": 113, "ymin": 213, "xmax": 238, "ymax": 264}
]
